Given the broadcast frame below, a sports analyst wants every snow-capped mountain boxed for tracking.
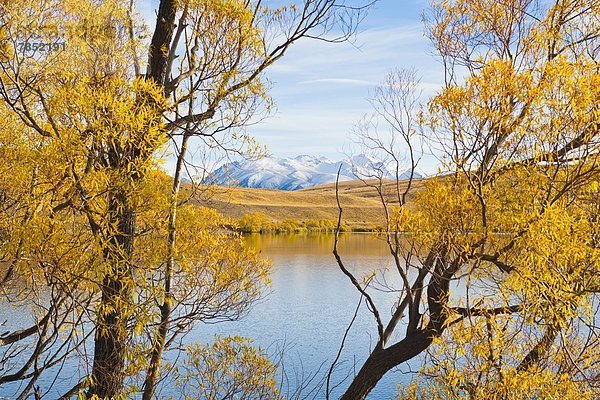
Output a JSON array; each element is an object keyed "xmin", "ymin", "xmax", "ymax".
[{"xmin": 207, "ymin": 154, "xmax": 423, "ymax": 191}]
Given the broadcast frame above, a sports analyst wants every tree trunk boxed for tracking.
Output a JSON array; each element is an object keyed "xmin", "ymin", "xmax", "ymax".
[
  {"xmin": 87, "ymin": 194, "xmax": 135, "ymax": 398},
  {"xmin": 340, "ymin": 330, "xmax": 434, "ymax": 400},
  {"xmin": 146, "ymin": 0, "xmax": 177, "ymax": 86},
  {"xmin": 341, "ymin": 255, "xmax": 451, "ymax": 400},
  {"xmin": 517, "ymin": 324, "xmax": 559, "ymax": 372},
  {"xmin": 90, "ymin": 0, "xmax": 178, "ymax": 390}
]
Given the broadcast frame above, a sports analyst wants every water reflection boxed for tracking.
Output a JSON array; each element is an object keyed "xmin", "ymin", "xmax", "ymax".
[{"xmin": 245, "ymin": 232, "xmax": 392, "ymax": 257}]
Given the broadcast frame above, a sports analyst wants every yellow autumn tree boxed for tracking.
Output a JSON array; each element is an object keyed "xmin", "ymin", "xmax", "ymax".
[
  {"xmin": 0, "ymin": 0, "xmax": 370, "ymax": 399},
  {"xmin": 334, "ymin": 0, "xmax": 600, "ymax": 399},
  {"xmin": 175, "ymin": 336, "xmax": 279, "ymax": 400}
]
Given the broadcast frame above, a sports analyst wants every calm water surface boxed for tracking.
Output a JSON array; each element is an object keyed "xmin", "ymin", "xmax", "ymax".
[
  {"xmin": 186, "ymin": 233, "xmax": 419, "ymax": 400},
  {"xmin": 0, "ymin": 233, "xmax": 419, "ymax": 399}
]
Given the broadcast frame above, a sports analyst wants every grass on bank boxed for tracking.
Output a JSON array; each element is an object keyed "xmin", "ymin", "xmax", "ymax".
[{"xmin": 186, "ymin": 178, "xmax": 423, "ymax": 232}]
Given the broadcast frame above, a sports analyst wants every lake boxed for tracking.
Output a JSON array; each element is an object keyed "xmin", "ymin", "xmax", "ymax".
[
  {"xmin": 0, "ymin": 233, "xmax": 418, "ymax": 399},
  {"xmin": 181, "ymin": 233, "xmax": 418, "ymax": 400}
]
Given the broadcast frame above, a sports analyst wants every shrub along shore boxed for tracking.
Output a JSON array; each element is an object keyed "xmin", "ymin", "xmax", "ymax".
[{"xmin": 233, "ymin": 213, "xmax": 381, "ymax": 233}]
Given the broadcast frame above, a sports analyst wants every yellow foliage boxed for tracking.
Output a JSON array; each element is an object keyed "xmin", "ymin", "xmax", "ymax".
[
  {"xmin": 0, "ymin": 0, "xmax": 274, "ymax": 394},
  {"xmin": 175, "ymin": 336, "xmax": 279, "ymax": 400},
  {"xmin": 395, "ymin": 0, "xmax": 600, "ymax": 398}
]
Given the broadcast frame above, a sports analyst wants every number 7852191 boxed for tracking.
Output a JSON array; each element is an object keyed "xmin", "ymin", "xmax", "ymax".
[{"xmin": 17, "ymin": 41, "xmax": 66, "ymax": 52}]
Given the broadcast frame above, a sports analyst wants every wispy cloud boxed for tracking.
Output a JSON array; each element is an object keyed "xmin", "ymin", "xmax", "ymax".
[{"xmin": 268, "ymin": 24, "xmax": 429, "ymax": 79}]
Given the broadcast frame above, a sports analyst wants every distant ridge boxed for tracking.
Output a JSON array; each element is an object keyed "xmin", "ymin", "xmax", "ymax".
[
  {"xmin": 187, "ymin": 177, "xmax": 426, "ymax": 231},
  {"xmin": 206, "ymin": 154, "xmax": 424, "ymax": 191}
]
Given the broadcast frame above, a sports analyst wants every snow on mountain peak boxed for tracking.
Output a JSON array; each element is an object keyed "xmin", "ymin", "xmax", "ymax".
[{"xmin": 207, "ymin": 154, "xmax": 423, "ymax": 191}]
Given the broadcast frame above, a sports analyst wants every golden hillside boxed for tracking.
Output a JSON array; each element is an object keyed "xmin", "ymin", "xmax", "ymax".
[{"xmin": 187, "ymin": 179, "xmax": 422, "ymax": 230}]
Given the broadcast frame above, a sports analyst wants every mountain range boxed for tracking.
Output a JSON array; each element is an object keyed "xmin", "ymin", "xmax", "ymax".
[{"xmin": 207, "ymin": 154, "xmax": 423, "ymax": 191}]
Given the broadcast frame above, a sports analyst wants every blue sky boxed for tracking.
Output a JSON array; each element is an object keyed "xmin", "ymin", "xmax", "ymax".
[{"xmin": 138, "ymin": 0, "xmax": 444, "ymax": 173}]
